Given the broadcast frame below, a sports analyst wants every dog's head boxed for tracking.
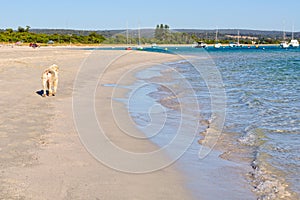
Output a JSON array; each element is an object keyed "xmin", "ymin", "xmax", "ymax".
[{"xmin": 50, "ymin": 64, "xmax": 59, "ymax": 72}]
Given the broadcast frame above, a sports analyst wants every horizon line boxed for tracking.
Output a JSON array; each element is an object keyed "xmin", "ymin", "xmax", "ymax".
[{"xmin": 2, "ymin": 27, "xmax": 299, "ymax": 32}]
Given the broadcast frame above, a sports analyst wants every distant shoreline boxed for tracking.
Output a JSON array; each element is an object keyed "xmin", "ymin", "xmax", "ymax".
[{"xmin": 0, "ymin": 42, "xmax": 282, "ymax": 48}]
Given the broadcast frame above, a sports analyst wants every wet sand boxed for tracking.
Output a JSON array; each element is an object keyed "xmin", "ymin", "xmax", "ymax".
[{"xmin": 0, "ymin": 46, "xmax": 192, "ymax": 199}]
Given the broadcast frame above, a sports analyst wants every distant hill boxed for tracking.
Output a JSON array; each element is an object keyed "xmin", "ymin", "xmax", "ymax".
[
  {"xmin": 29, "ymin": 28, "xmax": 155, "ymax": 38},
  {"xmin": 29, "ymin": 29, "xmax": 124, "ymax": 38},
  {"xmin": 1, "ymin": 28, "xmax": 298, "ymax": 42},
  {"xmin": 27, "ymin": 28, "xmax": 299, "ymax": 40},
  {"xmin": 174, "ymin": 29, "xmax": 300, "ymax": 40}
]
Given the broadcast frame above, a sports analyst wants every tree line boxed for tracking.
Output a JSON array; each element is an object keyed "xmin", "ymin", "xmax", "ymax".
[
  {"xmin": 0, "ymin": 26, "xmax": 105, "ymax": 44},
  {"xmin": 104, "ymin": 24, "xmax": 195, "ymax": 45},
  {"xmin": 105, "ymin": 24, "xmax": 284, "ymax": 45},
  {"xmin": 0, "ymin": 25, "xmax": 287, "ymax": 45}
]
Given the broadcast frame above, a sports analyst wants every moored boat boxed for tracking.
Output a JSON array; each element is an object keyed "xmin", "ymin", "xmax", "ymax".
[
  {"xmin": 194, "ymin": 41, "xmax": 207, "ymax": 48},
  {"xmin": 136, "ymin": 46, "xmax": 143, "ymax": 50},
  {"xmin": 289, "ymin": 39, "xmax": 299, "ymax": 48},
  {"xmin": 289, "ymin": 26, "xmax": 299, "ymax": 48},
  {"xmin": 214, "ymin": 28, "xmax": 222, "ymax": 48},
  {"xmin": 280, "ymin": 24, "xmax": 289, "ymax": 48},
  {"xmin": 214, "ymin": 42, "xmax": 222, "ymax": 48},
  {"xmin": 151, "ymin": 43, "xmax": 158, "ymax": 48},
  {"xmin": 280, "ymin": 41, "xmax": 289, "ymax": 48},
  {"xmin": 229, "ymin": 30, "xmax": 242, "ymax": 48}
]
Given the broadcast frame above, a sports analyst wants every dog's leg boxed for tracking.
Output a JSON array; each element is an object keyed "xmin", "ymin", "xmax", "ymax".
[
  {"xmin": 48, "ymin": 81, "xmax": 53, "ymax": 96},
  {"xmin": 42, "ymin": 78, "xmax": 47, "ymax": 97},
  {"xmin": 53, "ymin": 79, "xmax": 58, "ymax": 96}
]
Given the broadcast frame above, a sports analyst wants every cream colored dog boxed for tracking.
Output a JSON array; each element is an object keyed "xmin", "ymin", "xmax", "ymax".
[{"xmin": 41, "ymin": 64, "xmax": 59, "ymax": 97}]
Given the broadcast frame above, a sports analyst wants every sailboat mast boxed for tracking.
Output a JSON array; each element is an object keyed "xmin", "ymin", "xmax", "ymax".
[
  {"xmin": 138, "ymin": 27, "xmax": 141, "ymax": 45},
  {"xmin": 126, "ymin": 22, "xmax": 129, "ymax": 45},
  {"xmin": 292, "ymin": 25, "xmax": 294, "ymax": 40},
  {"xmin": 283, "ymin": 21, "xmax": 286, "ymax": 41}
]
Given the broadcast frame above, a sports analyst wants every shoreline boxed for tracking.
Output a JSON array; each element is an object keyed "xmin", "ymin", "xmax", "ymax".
[
  {"xmin": 0, "ymin": 42, "xmax": 283, "ymax": 49},
  {"xmin": 128, "ymin": 61, "xmax": 256, "ymax": 199},
  {"xmin": 0, "ymin": 47, "xmax": 193, "ymax": 199}
]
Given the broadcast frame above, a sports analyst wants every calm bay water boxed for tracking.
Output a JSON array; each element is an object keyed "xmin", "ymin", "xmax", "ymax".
[
  {"xmin": 205, "ymin": 47, "xmax": 299, "ymax": 199},
  {"xmin": 127, "ymin": 46, "xmax": 299, "ymax": 199},
  {"xmin": 96, "ymin": 45, "xmax": 300, "ymax": 199}
]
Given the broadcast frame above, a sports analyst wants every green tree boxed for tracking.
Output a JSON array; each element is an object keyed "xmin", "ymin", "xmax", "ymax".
[
  {"xmin": 155, "ymin": 24, "xmax": 170, "ymax": 42},
  {"xmin": 5, "ymin": 28, "xmax": 13, "ymax": 34},
  {"xmin": 18, "ymin": 26, "xmax": 25, "ymax": 33},
  {"xmin": 25, "ymin": 25, "xmax": 31, "ymax": 32}
]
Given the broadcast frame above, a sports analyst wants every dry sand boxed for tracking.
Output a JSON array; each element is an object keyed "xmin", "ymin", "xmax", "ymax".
[{"xmin": 0, "ymin": 46, "xmax": 192, "ymax": 199}]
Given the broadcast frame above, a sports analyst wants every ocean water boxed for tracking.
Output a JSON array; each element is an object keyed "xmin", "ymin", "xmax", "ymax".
[
  {"xmin": 124, "ymin": 46, "xmax": 299, "ymax": 199},
  {"xmin": 95, "ymin": 45, "xmax": 300, "ymax": 199},
  {"xmin": 208, "ymin": 47, "xmax": 300, "ymax": 200}
]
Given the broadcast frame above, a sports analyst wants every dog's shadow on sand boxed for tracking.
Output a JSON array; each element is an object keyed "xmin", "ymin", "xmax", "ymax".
[
  {"xmin": 36, "ymin": 90, "xmax": 47, "ymax": 97},
  {"xmin": 36, "ymin": 90, "xmax": 56, "ymax": 97}
]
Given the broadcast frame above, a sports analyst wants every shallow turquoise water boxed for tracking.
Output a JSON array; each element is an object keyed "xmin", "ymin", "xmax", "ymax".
[
  {"xmin": 97, "ymin": 45, "xmax": 299, "ymax": 199},
  {"xmin": 129, "ymin": 46, "xmax": 299, "ymax": 199},
  {"xmin": 207, "ymin": 47, "xmax": 299, "ymax": 199}
]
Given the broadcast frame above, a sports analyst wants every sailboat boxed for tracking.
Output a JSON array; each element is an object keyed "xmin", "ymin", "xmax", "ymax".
[
  {"xmin": 236, "ymin": 30, "xmax": 242, "ymax": 47},
  {"xmin": 125, "ymin": 22, "xmax": 132, "ymax": 50},
  {"xmin": 229, "ymin": 30, "xmax": 242, "ymax": 48},
  {"xmin": 136, "ymin": 26, "xmax": 143, "ymax": 50},
  {"xmin": 289, "ymin": 25, "xmax": 299, "ymax": 48},
  {"xmin": 194, "ymin": 41, "xmax": 207, "ymax": 48},
  {"xmin": 214, "ymin": 28, "xmax": 222, "ymax": 48},
  {"xmin": 280, "ymin": 24, "xmax": 289, "ymax": 48}
]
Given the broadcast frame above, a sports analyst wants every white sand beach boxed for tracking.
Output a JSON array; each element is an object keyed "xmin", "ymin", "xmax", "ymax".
[{"xmin": 0, "ymin": 46, "xmax": 192, "ymax": 199}]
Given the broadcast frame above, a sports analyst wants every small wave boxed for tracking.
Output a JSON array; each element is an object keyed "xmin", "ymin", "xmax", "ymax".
[
  {"xmin": 249, "ymin": 152, "xmax": 295, "ymax": 200},
  {"xmin": 165, "ymin": 60, "xmax": 189, "ymax": 66},
  {"xmin": 237, "ymin": 126, "xmax": 266, "ymax": 147}
]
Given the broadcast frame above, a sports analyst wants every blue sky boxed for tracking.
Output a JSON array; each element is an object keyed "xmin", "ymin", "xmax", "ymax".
[{"xmin": 1, "ymin": 0, "xmax": 300, "ymax": 31}]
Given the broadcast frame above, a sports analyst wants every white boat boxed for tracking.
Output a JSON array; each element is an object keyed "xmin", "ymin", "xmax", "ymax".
[
  {"xmin": 125, "ymin": 22, "xmax": 132, "ymax": 50},
  {"xmin": 151, "ymin": 43, "xmax": 158, "ymax": 48},
  {"xmin": 194, "ymin": 41, "xmax": 207, "ymax": 48},
  {"xmin": 236, "ymin": 30, "xmax": 242, "ymax": 47},
  {"xmin": 136, "ymin": 46, "xmax": 143, "ymax": 50},
  {"xmin": 229, "ymin": 30, "xmax": 242, "ymax": 48},
  {"xmin": 136, "ymin": 26, "xmax": 143, "ymax": 50},
  {"xmin": 289, "ymin": 39, "xmax": 299, "ymax": 48},
  {"xmin": 214, "ymin": 28, "xmax": 222, "ymax": 48},
  {"xmin": 229, "ymin": 42, "xmax": 236, "ymax": 48},
  {"xmin": 214, "ymin": 43, "xmax": 222, "ymax": 48},
  {"xmin": 280, "ymin": 24, "xmax": 289, "ymax": 48},
  {"xmin": 280, "ymin": 41, "xmax": 289, "ymax": 48},
  {"xmin": 289, "ymin": 26, "xmax": 299, "ymax": 48}
]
